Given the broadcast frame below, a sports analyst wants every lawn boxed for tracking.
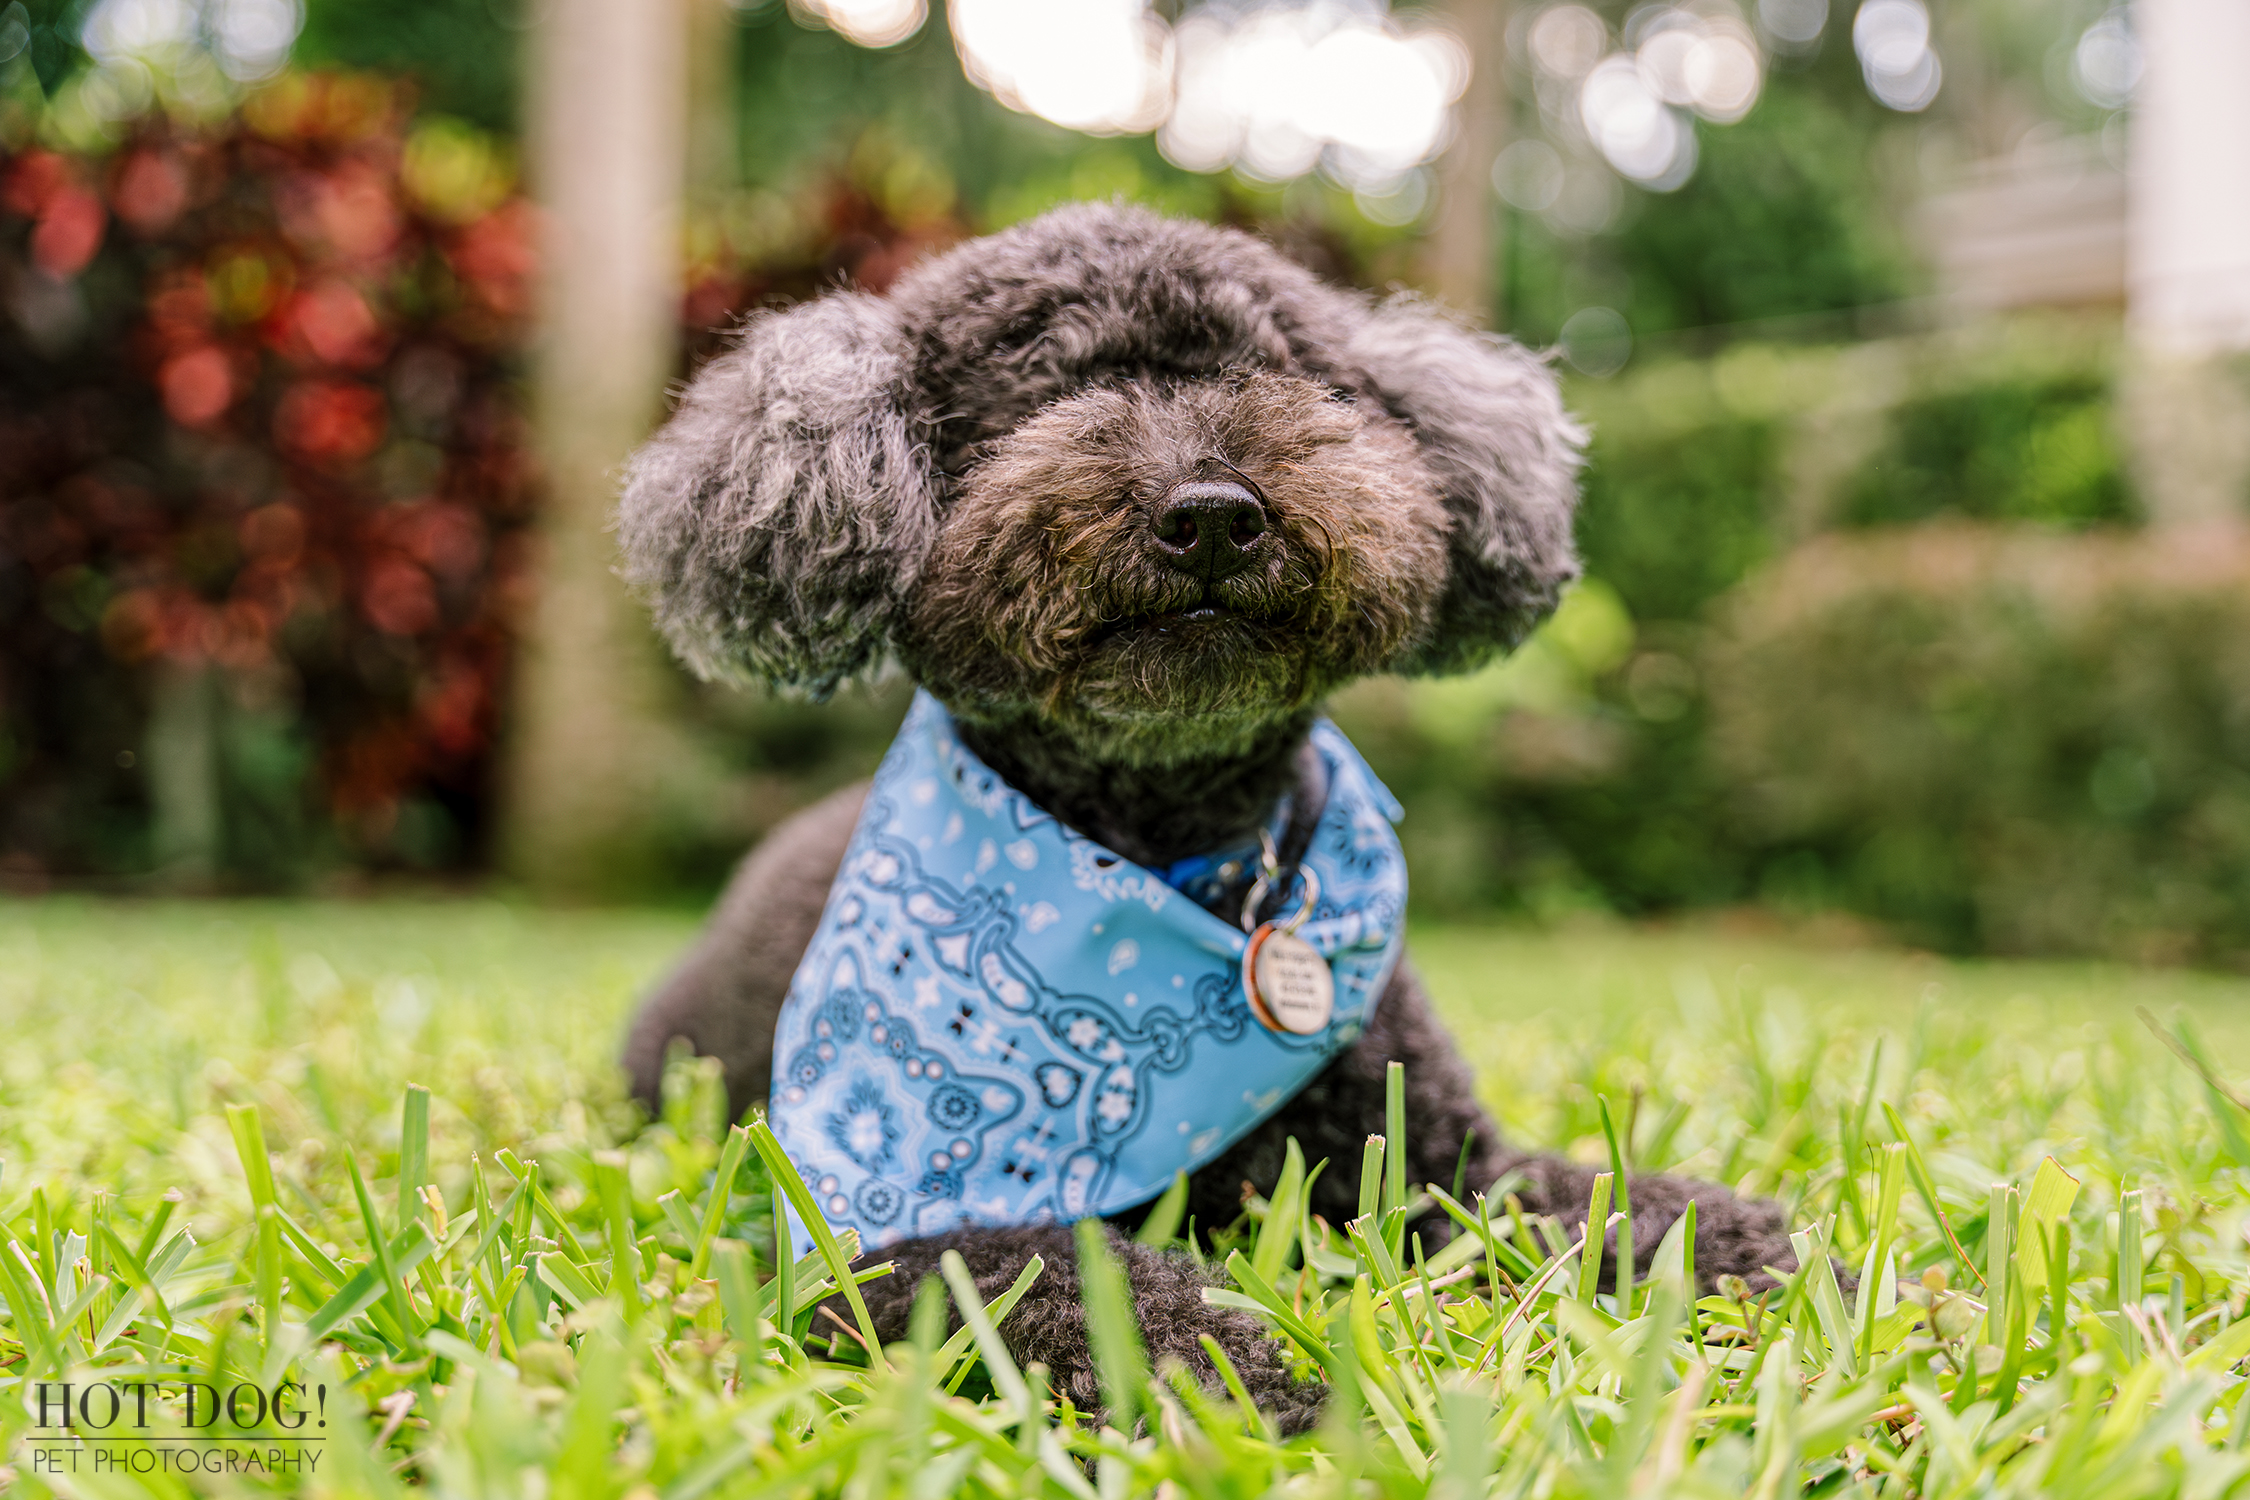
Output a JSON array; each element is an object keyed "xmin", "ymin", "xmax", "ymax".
[{"xmin": 2, "ymin": 897, "xmax": 2248, "ymax": 1497}]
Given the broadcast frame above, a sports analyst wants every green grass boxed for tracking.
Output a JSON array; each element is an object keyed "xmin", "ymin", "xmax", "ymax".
[{"xmin": 4, "ymin": 898, "xmax": 2250, "ymax": 1497}]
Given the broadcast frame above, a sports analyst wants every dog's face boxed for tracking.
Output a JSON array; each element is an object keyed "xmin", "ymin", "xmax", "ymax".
[
  {"xmin": 904, "ymin": 370, "xmax": 1449, "ymax": 760},
  {"xmin": 620, "ymin": 204, "xmax": 1583, "ymax": 766}
]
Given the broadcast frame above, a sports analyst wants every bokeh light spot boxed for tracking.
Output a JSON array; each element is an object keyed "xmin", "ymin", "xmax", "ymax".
[
  {"xmin": 1853, "ymin": 0, "xmax": 1941, "ymax": 111},
  {"xmin": 953, "ymin": 0, "xmax": 1169, "ymax": 136},
  {"xmin": 799, "ymin": 0, "xmax": 926, "ymax": 50},
  {"xmin": 1559, "ymin": 305, "xmax": 1633, "ymax": 377}
]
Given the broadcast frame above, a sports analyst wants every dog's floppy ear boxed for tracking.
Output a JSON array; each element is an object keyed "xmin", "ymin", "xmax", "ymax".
[
  {"xmin": 617, "ymin": 292, "xmax": 933, "ymax": 696},
  {"xmin": 1345, "ymin": 297, "xmax": 1586, "ymax": 676}
]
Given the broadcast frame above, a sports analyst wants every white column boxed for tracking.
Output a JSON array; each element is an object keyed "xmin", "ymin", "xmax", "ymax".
[
  {"xmin": 2123, "ymin": 0, "xmax": 2250, "ymax": 525},
  {"xmin": 2127, "ymin": 0, "xmax": 2250, "ymax": 353}
]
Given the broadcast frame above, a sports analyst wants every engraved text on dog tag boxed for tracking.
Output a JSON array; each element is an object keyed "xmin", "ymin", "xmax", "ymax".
[{"xmin": 1243, "ymin": 925, "xmax": 1335, "ymax": 1034}]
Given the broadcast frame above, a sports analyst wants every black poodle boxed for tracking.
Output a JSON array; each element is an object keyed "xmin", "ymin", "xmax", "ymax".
[{"xmin": 614, "ymin": 202, "xmax": 1796, "ymax": 1431}]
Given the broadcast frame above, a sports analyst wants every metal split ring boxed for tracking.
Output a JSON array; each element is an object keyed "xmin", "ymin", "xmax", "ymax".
[{"xmin": 1240, "ymin": 827, "xmax": 1321, "ymax": 935}]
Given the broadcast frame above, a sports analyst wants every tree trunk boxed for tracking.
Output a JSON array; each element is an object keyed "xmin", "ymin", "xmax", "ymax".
[
  {"xmin": 1425, "ymin": 0, "xmax": 1510, "ymax": 325},
  {"xmin": 146, "ymin": 660, "xmax": 219, "ymax": 886},
  {"xmin": 503, "ymin": 0, "xmax": 709, "ymax": 896}
]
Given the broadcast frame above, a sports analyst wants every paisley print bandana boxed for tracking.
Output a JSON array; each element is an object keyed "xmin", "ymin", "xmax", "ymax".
[{"xmin": 768, "ymin": 691, "xmax": 1408, "ymax": 1252}]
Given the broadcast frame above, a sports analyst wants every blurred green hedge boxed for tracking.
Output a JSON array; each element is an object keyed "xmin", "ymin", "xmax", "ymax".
[
  {"xmin": 1838, "ymin": 374, "xmax": 2134, "ymax": 529},
  {"xmin": 1709, "ymin": 525, "xmax": 2250, "ymax": 963},
  {"xmin": 1333, "ymin": 315, "xmax": 2250, "ymax": 966}
]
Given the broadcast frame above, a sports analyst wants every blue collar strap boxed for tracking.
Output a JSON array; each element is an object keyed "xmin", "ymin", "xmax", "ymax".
[{"xmin": 768, "ymin": 691, "xmax": 1408, "ymax": 1250}]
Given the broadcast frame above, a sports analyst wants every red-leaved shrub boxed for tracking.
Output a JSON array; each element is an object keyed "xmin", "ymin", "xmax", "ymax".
[{"xmin": 0, "ymin": 74, "xmax": 538, "ymax": 883}]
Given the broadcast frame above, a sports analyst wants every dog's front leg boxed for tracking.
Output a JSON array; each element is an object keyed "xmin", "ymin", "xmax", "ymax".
[
  {"xmin": 1489, "ymin": 1153, "xmax": 1803, "ymax": 1293},
  {"xmin": 1199, "ymin": 959, "xmax": 1803, "ymax": 1294},
  {"xmin": 624, "ymin": 783, "xmax": 870, "ymax": 1117},
  {"xmin": 1176, "ymin": 958, "xmax": 1509, "ymax": 1240},
  {"xmin": 833, "ymin": 1224, "xmax": 1324, "ymax": 1434}
]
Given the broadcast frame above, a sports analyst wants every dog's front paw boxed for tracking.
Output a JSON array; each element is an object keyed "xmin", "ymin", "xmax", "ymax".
[
  {"xmin": 1113, "ymin": 1238, "xmax": 1323, "ymax": 1436},
  {"xmin": 1497, "ymin": 1152, "xmax": 1805, "ymax": 1293},
  {"xmin": 835, "ymin": 1224, "xmax": 1321, "ymax": 1433}
]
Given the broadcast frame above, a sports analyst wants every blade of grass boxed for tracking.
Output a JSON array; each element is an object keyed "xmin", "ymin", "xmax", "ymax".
[
  {"xmin": 131, "ymin": 1192, "xmax": 179, "ymax": 1271},
  {"xmin": 2045, "ymin": 1218, "xmax": 2072, "ymax": 1349},
  {"xmin": 46, "ymin": 1271, "xmax": 109, "ymax": 1348},
  {"xmin": 1600, "ymin": 1099, "xmax": 1634, "ymax": 1317},
  {"xmin": 0, "ymin": 1226, "xmax": 60, "ymax": 1373},
  {"xmin": 398, "ymin": 1083, "xmax": 430, "ymax": 1228},
  {"xmin": 1196, "ymin": 1332, "xmax": 1275, "ymax": 1441},
  {"xmin": 1577, "ymin": 1173, "xmax": 1614, "ymax": 1304},
  {"xmin": 746, "ymin": 1120, "xmax": 886, "ymax": 1366},
  {"xmin": 1347, "ymin": 1214, "xmax": 1403, "ymax": 1290},
  {"xmin": 470, "ymin": 1152, "xmax": 498, "ymax": 1287},
  {"xmin": 1984, "ymin": 1183, "xmax": 2016, "ymax": 1346},
  {"xmin": 593, "ymin": 1150, "xmax": 644, "ymax": 1322},
  {"xmin": 1882, "ymin": 1102, "xmax": 1982, "ymax": 1288},
  {"xmin": 2015, "ymin": 1158, "xmax": 2081, "ymax": 1294},
  {"xmin": 1250, "ymin": 1144, "xmax": 1303, "ymax": 1281},
  {"xmin": 92, "ymin": 1222, "xmax": 174, "ymax": 1348},
  {"xmin": 657, "ymin": 1190, "xmax": 702, "ymax": 1250},
  {"xmin": 1789, "ymin": 1221, "xmax": 1857, "ymax": 1378},
  {"xmin": 1432, "ymin": 1382, "xmax": 1492, "ymax": 1500},
  {"xmin": 1842, "ymin": 1041, "xmax": 1884, "ymax": 1236},
  {"xmin": 225, "ymin": 1101, "xmax": 277, "ymax": 1211},
  {"xmin": 2117, "ymin": 1186, "xmax": 2144, "ymax": 1363},
  {"xmin": 1384, "ymin": 1062, "xmax": 1407, "ymax": 1259},
  {"xmin": 345, "ymin": 1145, "xmax": 422, "ymax": 1347},
  {"xmin": 1224, "ymin": 1249, "xmax": 1339, "ymax": 1377},
  {"xmin": 253, "ymin": 1204, "xmax": 283, "ymax": 1354},
  {"xmin": 493, "ymin": 1149, "xmax": 588, "ymax": 1263},
  {"xmin": 1412, "ymin": 1237, "xmax": 1460, "ymax": 1367},
  {"xmin": 303, "ymin": 1221, "xmax": 437, "ymax": 1343},
  {"xmin": 1992, "ymin": 1263, "xmax": 2028, "ymax": 1416},
  {"xmin": 1857, "ymin": 1142, "xmax": 1905, "ymax": 1360},
  {"xmin": 769, "ymin": 1182, "xmax": 796, "ymax": 1334},
  {"xmin": 937, "ymin": 1248, "xmax": 1033, "ymax": 1411},
  {"xmin": 31, "ymin": 1188, "xmax": 55, "ymax": 1304},
  {"xmin": 693, "ymin": 1124, "xmax": 753, "ymax": 1279},
  {"xmin": 537, "ymin": 1249, "xmax": 602, "ymax": 1311},
  {"xmin": 1074, "ymin": 1218, "xmax": 1150, "ymax": 1427},
  {"xmin": 939, "ymin": 1252, "xmax": 1044, "ymax": 1395},
  {"xmin": 1130, "ymin": 1170, "xmax": 1189, "ymax": 1250},
  {"xmin": 713, "ymin": 1237, "xmax": 766, "ymax": 1366},
  {"xmin": 1424, "ymin": 1184, "xmax": 1540, "ymax": 1281},
  {"xmin": 454, "ymin": 1175, "xmax": 529, "ymax": 1294}
]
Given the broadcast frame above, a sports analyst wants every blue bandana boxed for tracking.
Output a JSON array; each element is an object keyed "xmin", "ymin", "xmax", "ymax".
[{"xmin": 768, "ymin": 691, "xmax": 1407, "ymax": 1250}]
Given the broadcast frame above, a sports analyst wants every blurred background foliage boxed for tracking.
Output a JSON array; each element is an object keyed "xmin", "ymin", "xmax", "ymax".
[
  {"xmin": 1502, "ymin": 41, "xmax": 1915, "ymax": 345},
  {"xmin": 2, "ymin": 73, "xmax": 536, "ymax": 886},
  {"xmin": 5, "ymin": 0, "xmax": 2243, "ymax": 970}
]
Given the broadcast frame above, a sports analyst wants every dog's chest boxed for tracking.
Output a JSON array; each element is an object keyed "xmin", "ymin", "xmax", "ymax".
[{"xmin": 765, "ymin": 692, "xmax": 1408, "ymax": 1252}]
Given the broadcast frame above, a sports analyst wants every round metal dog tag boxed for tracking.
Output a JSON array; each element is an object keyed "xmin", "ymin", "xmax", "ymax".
[{"xmin": 1243, "ymin": 925, "xmax": 1335, "ymax": 1034}]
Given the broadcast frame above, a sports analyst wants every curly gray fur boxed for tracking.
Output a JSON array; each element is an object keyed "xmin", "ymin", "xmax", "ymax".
[
  {"xmin": 617, "ymin": 201, "xmax": 1793, "ymax": 1434},
  {"xmin": 616, "ymin": 203, "xmax": 1587, "ymax": 701},
  {"xmin": 1345, "ymin": 299, "xmax": 1587, "ymax": 674},
  {"xmin": 838, "ymin": 1224, "xmax": 1326, "ymax": 1435},
  {"xmin": 616, "ymin": 291, "xmax": 934, "ymax": 696}
]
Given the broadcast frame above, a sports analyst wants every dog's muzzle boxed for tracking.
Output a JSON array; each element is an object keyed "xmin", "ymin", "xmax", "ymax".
[{"xmin": 1151, "ymin": 479, "xmax": 1268, "ymax": 583}]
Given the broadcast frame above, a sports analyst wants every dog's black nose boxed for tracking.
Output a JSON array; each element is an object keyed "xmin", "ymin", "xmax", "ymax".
[{"xmin": 1152, "ymin": 481, "xmax": 1267, "ymax": 580}]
